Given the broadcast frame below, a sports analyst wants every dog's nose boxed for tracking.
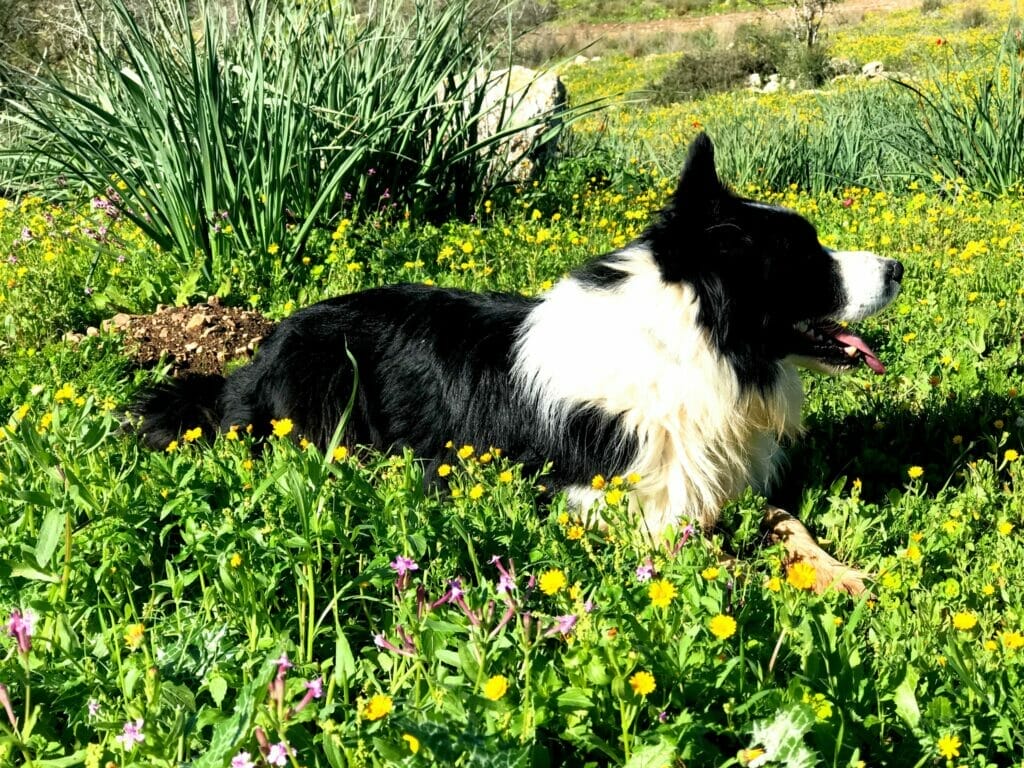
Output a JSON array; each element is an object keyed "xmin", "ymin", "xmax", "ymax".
[{"xmin": 887, "ymin": 259, "xmax": 904, "ymax": 283}]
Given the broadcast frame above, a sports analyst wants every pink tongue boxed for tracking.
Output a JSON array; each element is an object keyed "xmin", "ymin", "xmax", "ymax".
[{"xmin": 834, "ymin": 331, "xmax": 886, "ymax": 375}]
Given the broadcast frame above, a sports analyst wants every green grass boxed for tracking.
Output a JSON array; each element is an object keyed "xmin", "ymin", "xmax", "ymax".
[{"xmin": 1, "ymin": 1, "xmax": 1024, "ymax": 766}]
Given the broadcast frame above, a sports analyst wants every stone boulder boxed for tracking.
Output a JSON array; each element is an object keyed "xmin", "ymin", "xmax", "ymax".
[{"xmin": 455, "ymin": 65, "xmax": 567, "ymax": 184}]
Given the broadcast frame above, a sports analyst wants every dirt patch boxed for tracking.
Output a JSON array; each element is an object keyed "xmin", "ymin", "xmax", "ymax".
[{"xmin": 87, "ymin": 298, "xmax": 275, "ymax": 377}]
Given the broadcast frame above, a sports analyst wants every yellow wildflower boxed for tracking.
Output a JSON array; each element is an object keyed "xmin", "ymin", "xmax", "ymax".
[
  {"xmin": 498, "ymin": 470, "xmax": 513, "ymax": 484},
  {"xmin": 363, "ymin": 694, "xmax": 393, "ymax": 721},
  {"xmin": 701, "ymin": 566, "xmax": 720, "ymax": 581},
  {"xmin": 457, "ymin": 444, "xmax": 474, "ymax": 460},
  {"xmin": 332, "ymin": 446, "xmax": 349, "ymax": 462},
  {"xmin": 907, "ymin": 465, "xmax": 924, "ymax": 479},
  {"xmin": 648, "ymin": 578, "xmax": 676, "ymax": 608},
  {"xmin": 271, "ymin": 418, "xmax": 294, "ymax": 437},
  {"xmin": 437, "ymin": 463, "xmax": 452, "ymax": 477},
  {"xmin": 469, "ymin": 484, "xmax": 484, "ymax": 500},
  {"xmin": 786, "ymin": 561, "xmax": 817, "ymax": 590},
  {"xmin": 708, "ymin": 613, "xmax": 737, "ymax": 640},
  {"xmin": 183, "ymin": 426, "xmax": 203, "ymax": 443},
  {"xmin": 402, "ymin": 734, "xmax": 420, "ymax": 754},
  {"xmin": 482, "ymin": 675, "xmax": 508, "ymax": 701},
  {"xmin": 952, "ymin": 612, "xmax": 977, "ymax": 631},
  {"xmin": 936, "ymin": 734, "xmax": 960, "ymax": 759},
  {"xmin": 539, "ymin": 569, "xmax": 567, "ymax": 596},
  {"xmin": 629, "ymin": 670, "xmax": 656, "ymax": 696},
  {"xmin": 124, "ymin": 623, "xmax": 145, "ymax": 650}
]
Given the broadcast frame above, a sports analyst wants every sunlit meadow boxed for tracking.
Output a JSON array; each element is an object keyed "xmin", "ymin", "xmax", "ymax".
[{"xmin": 1, "ymin": 0, "xmax": 1023, "ymax": 766}]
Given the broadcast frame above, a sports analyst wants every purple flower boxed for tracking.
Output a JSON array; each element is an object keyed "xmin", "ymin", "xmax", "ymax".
[
  {"xmin": 490, "ymin": 555, "xmax": 517, "ymax": 594},
  {"xmin": 658, "ymin": 710, "xmax": 669, "ymax": 723},
  {"xmin": 231, "ymin": 752, "xmax": 256, "ymax": 768},
  {"xmin": 306, "ymin": 676, "xmax": 323, "ymax": 698},
  {"xmin": 269, "ymin": 652, "xmax": 292, "ymax": 709},
  {"xmin": 115, "ymin": 719, "xmax": 145, "ymax": 751},
  {"xmin": 430, "ymin": 578, "xmax": 479, "ymax": 626},
  {"xmin": 19, "ymin": 227, "xmax": 33, "ymax": 242},
  {"xmin": 87, "ymin": 698, "xmax": 101, "ymax": 718},
  {"xmin": 545, "ymin": 614, "xmax": 578, "ymax": 637},
  {"xmin": 6, "ymin": 255, "xmax": 16, "ymax": 265},
  {"xmin": 7, "ymin": 608, "xmax": 37, "ymax": 654},
  {"xmin": 389, "ymin": 555, "xmax": 419, "ymax": 576},
  {"xmin": 635, "ymin": 562, "xmax": 654, "ymax": 583},
  {"xmin": 374, "ymin": 632, "xmax": 415, "ymax": 658},
  {"xmin": 291, "ymin": 676, "xmax": 326, "ymax": 716},
  {"xmin": 367, "ymin": 168, "xmax": 377, "ymax": 176},
  {"xmin": 584, "ymin": 599, "xmax": 595, "ymax": 613},
  {"xmin": 488, "ymin": 602, "xmax": 517, "ymax": 639},
  {"xmin": 670, "ymin": 523, "xmax": 696, "ymax": 556},
  {"xmin": 266, "ymin": 741, "xmax": 290, "ymax": 766},
  {"xmin": 390, "ymin": 555, "xmax": 419, "ymax": 591},
  {"xmin": 0, "ymin": 684, "xmax": 16, "ymax": 729}
]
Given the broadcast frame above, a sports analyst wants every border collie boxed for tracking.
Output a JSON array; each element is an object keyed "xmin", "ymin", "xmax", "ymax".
[{"xmin": 132, "ymin": 134, "xmax": 902, "ymax": 593}]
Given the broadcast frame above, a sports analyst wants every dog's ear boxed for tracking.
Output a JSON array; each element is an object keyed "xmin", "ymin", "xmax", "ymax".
[{"xmin": 673, "ymin": 133, "xmax": 724, "ymax": 206}]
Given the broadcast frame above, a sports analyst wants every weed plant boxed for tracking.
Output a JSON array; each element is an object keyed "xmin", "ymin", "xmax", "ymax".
[{"xmin": 1, "ymin": 0, "xmax": 585, "ymax": 301}]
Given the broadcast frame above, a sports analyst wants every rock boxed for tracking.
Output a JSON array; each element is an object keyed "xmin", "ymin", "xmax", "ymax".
[
  {"xmin": 829, "ymin": 57, "xmax": 859, "ymax": 77},
  {"xmin": 862, "ymin": 61, "xmax": 885, "ymax": 78},
  {"xmin": 101, "ymin": 312, "xmax": 132, "ymax": 332},
  {"xmin": 64, "ymin": 331, "xmax": 84, "ymax": 344},
  {"xmin": 747, "ymin": 72, "xmax": 763, "ymax": 89},
  {"xmin": 86, "ymin": 326, "xmax": 99, "ymax": 337},
  {"xmin": 450, "ymin": 65, "xmax": 567, "ymax": 183},
  {"xmin": 185, "ymin": 313, "xmax": 209, "ymax": 332},
  {"xmin": 762, "ymin": 79, "xmax": 781, "ymax": 94}
]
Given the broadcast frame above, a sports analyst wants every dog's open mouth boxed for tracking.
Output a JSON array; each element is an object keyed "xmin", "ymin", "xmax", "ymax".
[{"xmin": 793, "ymin": 320, "xmax": 885, "ymax": 374}]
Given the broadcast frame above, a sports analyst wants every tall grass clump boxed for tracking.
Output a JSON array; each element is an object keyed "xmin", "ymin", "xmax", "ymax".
[
  {"xmin": 891, "ymin": 27, "xmax": 1024, "ymax": 196},
  {"xmin": 1, "ymin": 0, "xmax": 580, "ymax": 299}
]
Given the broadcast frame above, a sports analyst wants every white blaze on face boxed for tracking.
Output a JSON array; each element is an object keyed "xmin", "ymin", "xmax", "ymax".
[{"xmin": 830, "ymin": 250, "xmax": 901, "ymax": 321}]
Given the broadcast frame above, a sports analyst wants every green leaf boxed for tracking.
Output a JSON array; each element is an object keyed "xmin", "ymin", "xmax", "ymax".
[
  {"xmin": 624, "ymin": 737, "xmax": 675, "ymax": 768},
  {"xmin": 892, "ymin": 667, "xmax": 921, "ymax": 729},
  {"xmin": 10, "ymin": 563, "xmax": 59, "ymax": 583},
  {"xmin": 34, "ymin": 508, "xmax": 64, "ymax": 568},
  {"xmin": 555, "ymin": 687, "xmax": 593, "ymax": 711},
  {"xmin": 208, "ymin": 676, "xmax": 228, "ymax": 708}
]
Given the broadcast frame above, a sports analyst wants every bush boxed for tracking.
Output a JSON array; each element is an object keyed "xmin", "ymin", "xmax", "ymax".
[
  {"xmin": 649, "ymin": 25, "xmax": 789, "ymax": 104},
  {"xmin": 0, "ymin": 0, "xmax": 582, "ymax": 301},
  {"xmin": 959, "ymin": 5, "xmax": 989, "ymax": 29}
]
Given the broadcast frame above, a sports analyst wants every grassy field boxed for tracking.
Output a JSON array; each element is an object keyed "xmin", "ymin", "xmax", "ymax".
[{"xmin": 1, "ymin": 0, "xmax": 1023, "ymax": 766}]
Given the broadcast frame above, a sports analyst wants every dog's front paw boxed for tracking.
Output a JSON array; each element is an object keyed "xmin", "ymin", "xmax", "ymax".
[
  {"xmin": 765, "ymin": 506, "xmax": 869, "ymax": 596},
  {"xmin": 792, "ymin": 557, "xmax": 868, "ymax": 596}
]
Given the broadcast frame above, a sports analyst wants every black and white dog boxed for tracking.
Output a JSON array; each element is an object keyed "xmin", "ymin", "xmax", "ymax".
[{"xmin": 133, "ymin": 134, "xmax": 902, "ymax": 591}]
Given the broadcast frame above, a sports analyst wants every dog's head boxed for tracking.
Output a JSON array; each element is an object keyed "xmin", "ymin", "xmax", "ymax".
[{"xmin": 644, "ymin": 133, "xmax": 903, "ymax": 387}]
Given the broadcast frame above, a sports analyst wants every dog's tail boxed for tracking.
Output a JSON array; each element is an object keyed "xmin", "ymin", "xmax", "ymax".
[{"xmin": 128, "ymin": 374, "xmax": 226, "ymax": 450}]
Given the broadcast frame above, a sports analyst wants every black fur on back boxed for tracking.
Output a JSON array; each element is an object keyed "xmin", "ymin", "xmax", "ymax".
[
  {"xmin": 129, "ymin": 373, "xmax": 226, "ymax": 449},
  {"xmin": 131, "ymin": 285, "xmax": 638, "ymax": 487}
]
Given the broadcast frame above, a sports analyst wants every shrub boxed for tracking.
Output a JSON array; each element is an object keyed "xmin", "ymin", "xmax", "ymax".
[
  {"xmin": 959, "ymin": 5, "xmax": 989, "ymax": 29},
  {"xmin": 649, "ymin": 25, "xmax": 788, "ymax": 104},
  {"xmin": 920, "ymin": 0, "xmax": 943, "ymax": 13},
  {"xmin": 1, "ymin": 0, "xmax": 583, "ymax": 301}
]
